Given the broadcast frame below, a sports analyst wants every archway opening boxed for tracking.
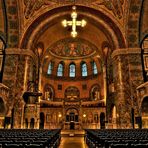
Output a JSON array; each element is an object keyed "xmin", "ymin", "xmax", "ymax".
[
  {"xmin": 66, "ymin": 108, "xmax": 79, "ymax": 130},
  {"xmin": 30, "ymin": 118, "xmax": 35, "ymax": 129},
  {"xmin": 40, "ymin": 112, "xmax": 45, "ymax": 129},
  {"xmin": 25, "ymin": 118, "xmax": 28, "ymax": 129},
  {"xmin": 100, "ymin": 112, "xmax": 105, "ymax": 129},
  {"xmin": 0, "ymin": 97, "xmax": 5, "ymax": 115},
  {"xmin": 141, "ymin": 96, "xmax": 148, "ymax": 128}
]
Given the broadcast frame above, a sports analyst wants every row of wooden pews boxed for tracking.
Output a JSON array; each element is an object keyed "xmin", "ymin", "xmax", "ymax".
[
  {"xmin": 0, "ymin": 129, "xmax": 61, "ymax": 148},
  {"xmin": 85, "ymin": 129, "xmax": 148, "ymax": 148}
]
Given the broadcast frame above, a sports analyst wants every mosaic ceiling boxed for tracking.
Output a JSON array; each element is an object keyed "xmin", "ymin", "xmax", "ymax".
[{"xmin": 47, "ymin": 38, "xmax": 98, "ymax": 59}]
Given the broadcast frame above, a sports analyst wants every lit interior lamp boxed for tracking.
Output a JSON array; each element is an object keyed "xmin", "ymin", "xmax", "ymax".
[
  {"xmin": 58, "ymin": 114, "xmax": 62, "ymax": 118},
  {"xmin": 83, "ymin": 113, "xmax": 86, "ymax": 118},
  {"xmin": 62, "ymin": 6, "xmax": 87, "ymax": 38}
]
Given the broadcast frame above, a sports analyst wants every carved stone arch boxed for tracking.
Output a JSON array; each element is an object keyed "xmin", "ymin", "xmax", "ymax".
[
  {"xmin": 20, "ymin": 5, "xmax": 126, "ymax": 50},
  {"xmin": 66, "ymin": 108, "xmax": 79, "ymax": 115}
]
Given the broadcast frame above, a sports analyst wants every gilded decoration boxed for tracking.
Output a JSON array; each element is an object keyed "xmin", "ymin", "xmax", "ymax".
[
  {"xmin": 48, "ymin": 38, "xmax": 97, "ymax": 59},
  {"xmin": 24, "ymin": 0, "xmax": 124, "ymax": 19},
  {"xmin": 94, "ymin": 0, "xmax": 124, "ymax": 19},
  {"xmin": 24, "ymin": 0, "xmax": 56, "ymax": 19}
]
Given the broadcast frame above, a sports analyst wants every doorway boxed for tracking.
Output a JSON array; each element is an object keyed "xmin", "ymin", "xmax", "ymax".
[
  {"xmin": 70, "ymin": 121, "xmax": 75, "ymax": 129},
  {"xmin": 100, "ymin": 112, "xmax": 105, "ymax": 129},
  {"xmin": 141, "ymin": 97, "xmax": 148, "ymax": 128},
  {"xmin": 40, "ymin": 112, "xmax": 44, "ymax": 129},
  {"xmin": 65, "ymin": 108, "xmax": 79, "ymax": 130}
]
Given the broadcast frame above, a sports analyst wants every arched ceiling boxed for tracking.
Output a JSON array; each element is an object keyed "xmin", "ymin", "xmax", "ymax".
[
  {"xmin": 20, "ymin": 5, "xmax": 125, "ymax": 50},
  {"xmin": 0, "ymin": 0, "xmax": 147, "ymax": 49}
]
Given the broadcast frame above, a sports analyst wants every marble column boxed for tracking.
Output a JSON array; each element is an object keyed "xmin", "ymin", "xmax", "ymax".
[{"xmin": 112, "ymin": 48, "xmax": 143, "ymax": 128}]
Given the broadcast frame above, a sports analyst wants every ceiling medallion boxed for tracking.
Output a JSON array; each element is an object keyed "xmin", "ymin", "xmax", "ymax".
[{"xmin": 62, "ymin": 6, "xmax": 87, "ymax": 38}]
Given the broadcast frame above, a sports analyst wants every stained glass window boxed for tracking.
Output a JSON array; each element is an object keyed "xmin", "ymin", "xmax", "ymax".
[
  {"xmin": 47, "ymin": 62, "xmax": 53, "ymax": 75},
  {"xmin": 69, "ymin": 63, "xmax": 76, "ymax": 77},
  {"xmin": 57, "ymin": 63, "xmax": 64, "ymax": 76},
  {"xmin": 93, "ymin": 61, "xmax": 98, "ymax": 75},
  {"xmin": 82, "ymin": 62, "xmax": 88, "ymax": 77}
]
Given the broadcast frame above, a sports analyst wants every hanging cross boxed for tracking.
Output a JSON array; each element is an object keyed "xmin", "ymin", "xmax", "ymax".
[{"xmin": 62, "ymin": 6, "xmax": 87, "ymax": 38}]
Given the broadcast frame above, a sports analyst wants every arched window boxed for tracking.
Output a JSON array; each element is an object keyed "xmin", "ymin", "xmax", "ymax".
[
  {"xmin": 47, "ymin": 61, "xmax": 53, "ymax": 75},
  {"xmin": 57, "ymin": 62, "xmax": 64, "ymax": 76},
  {"xmin": 92, "ymin": 61, "xmax": 98, "ymax": 75},
  {"xmin": 69, "ymin": 63, "xmax": 76, "ymax": 77},
  {"xmin": 81, "ymin": 62, "xmax": 87, "ymax": 77}
]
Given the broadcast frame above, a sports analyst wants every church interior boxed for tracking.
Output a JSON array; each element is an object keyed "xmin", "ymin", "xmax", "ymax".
[{"xmin": 0, "ymin": 0, "xmax": 148, "ymax": 147}]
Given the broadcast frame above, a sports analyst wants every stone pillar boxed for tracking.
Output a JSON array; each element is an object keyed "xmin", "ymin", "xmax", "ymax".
[
  {"xmin": 103, "ymin": 65, "xmax": 107, "ymax": 106},
  {"xmin": 36, "ymin": 103, "xmax": 40, "ymax": 129},
  {"xmin": 112, "ymin": 48, "xmax": 143, "ymax": 128},
  {"xmin": 23, "ymin": 56, "xmax": 34, "ymax": 91},
  {"xmin": 3, "ymin": 48, "xmax": 35, "ymax": 128}
]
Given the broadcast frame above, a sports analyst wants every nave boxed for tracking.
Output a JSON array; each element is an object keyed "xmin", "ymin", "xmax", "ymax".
[
  {"xmin": 0, "ymin": 129, "xmax": 148, "ymax": 148},
  {"xmin": 59, "ymin": 137, "xmax": 87, "ymax": 148}
]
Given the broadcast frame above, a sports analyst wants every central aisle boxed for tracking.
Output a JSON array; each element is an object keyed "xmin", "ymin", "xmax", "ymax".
[
  {"xmin": 59, "ymin": 130, "xmax": 88, "ymax": 148},
  {"xmin": 59, "ymin": 137, "xmax": 87, "ymax": 148}
]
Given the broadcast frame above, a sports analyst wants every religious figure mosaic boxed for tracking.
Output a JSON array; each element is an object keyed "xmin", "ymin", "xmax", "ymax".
[{"xmin": 48, "ymin": 38, "xmax": 97, "ymax": 59}]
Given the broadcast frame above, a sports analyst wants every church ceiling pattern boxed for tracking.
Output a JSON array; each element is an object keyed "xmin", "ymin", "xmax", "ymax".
[
  {"xmin": 24, "ymin": 0, "xmax": 125, "ymax": 20},
  {"xmin": 47, "ymin": 38, "xmax": 97, "ymax": 59}
]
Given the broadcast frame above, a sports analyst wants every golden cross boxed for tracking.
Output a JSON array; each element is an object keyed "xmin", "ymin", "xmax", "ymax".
[{"xmin": 62, "ymin": 6, "xmax": 87, "ymax": 38}]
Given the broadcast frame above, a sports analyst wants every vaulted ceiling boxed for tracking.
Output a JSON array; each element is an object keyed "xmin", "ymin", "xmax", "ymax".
[{"xmin": 0, "ymin": 0, "xmax": 148, "ymax": 53}]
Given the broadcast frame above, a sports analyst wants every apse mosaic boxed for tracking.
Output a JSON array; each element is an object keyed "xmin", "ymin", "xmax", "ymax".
[{"xmin": 48, "ymin": 38, "xmax": 97, "ymax": 59}]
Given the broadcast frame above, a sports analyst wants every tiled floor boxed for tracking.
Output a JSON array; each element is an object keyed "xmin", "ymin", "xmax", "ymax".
[{"xmin": 59, "ymin": 137, "xmax": 88, "ymax": 148}]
